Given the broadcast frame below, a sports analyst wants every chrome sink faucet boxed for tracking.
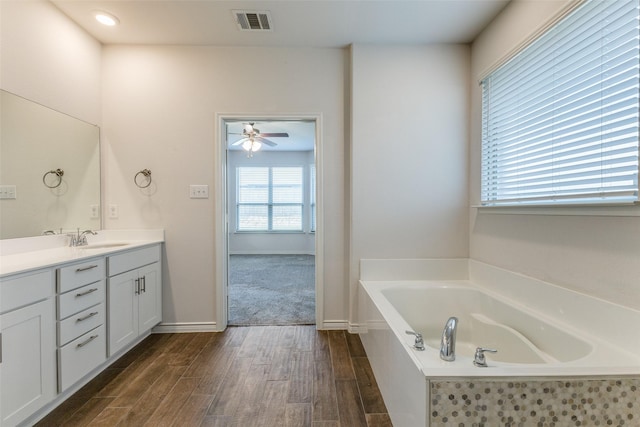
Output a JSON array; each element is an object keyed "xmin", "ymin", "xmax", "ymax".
[
  {"xmin": 440, "ymin": 316, "xmax": 458, "ymax": 361},
  {"xmin": 69, "ymin": 228, "xmax": 97, "ymax": 246}
]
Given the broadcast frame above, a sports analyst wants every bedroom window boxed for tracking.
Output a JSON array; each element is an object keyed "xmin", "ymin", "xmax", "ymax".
[
  {"xmin": 237, "ymin": 166, "xmax": 303, "ymax": 231},
  {"xmin": 481, "ymin": 0, "xmax": 639, "ymax": 207}
]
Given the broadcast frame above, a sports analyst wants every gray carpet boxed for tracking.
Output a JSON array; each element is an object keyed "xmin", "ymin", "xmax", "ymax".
[{"xmin": 228, "ymin": 254, "xmax": 315, "ymax": 325}]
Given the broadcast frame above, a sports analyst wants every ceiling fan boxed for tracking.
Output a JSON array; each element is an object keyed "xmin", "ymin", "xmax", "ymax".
[{"xmin": 229, "ymin": 123, "xmax": 289, "ymax": 152}]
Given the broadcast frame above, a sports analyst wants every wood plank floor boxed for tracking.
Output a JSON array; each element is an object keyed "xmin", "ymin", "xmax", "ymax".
[{"xmin": 36, "ymin": 326, "xmax": 392, "ymax": 427}]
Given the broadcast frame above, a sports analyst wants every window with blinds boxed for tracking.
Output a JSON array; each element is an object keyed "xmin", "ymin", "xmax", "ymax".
[
  {"xmin": 237, "ymin": 166, "xmax": 303, "ymax": 231},
  {"xmin": 481, "ymin": 0, "xmax": 640, "ymax": 207}
]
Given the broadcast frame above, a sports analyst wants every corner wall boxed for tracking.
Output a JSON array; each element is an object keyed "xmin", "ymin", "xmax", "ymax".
[{"xmin": 350, "ymin": 45, "xmax": 471, "ymax": 324}]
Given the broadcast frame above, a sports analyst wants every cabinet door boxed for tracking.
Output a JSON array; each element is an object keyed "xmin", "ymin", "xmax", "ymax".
[
  {"xmin": 138, "ymin": 262, "xmax": 161, "ymax": 334},
  {"xmin": 107, "ymin": 270, "xmax": 138, "ymax": 357},
  {"xmin": 1, "ymin": 299, "xmax": 56, "ymax": 427}
]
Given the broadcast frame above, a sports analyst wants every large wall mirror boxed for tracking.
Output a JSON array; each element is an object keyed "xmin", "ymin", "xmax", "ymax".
[{"xmin": 0, "ymin": 90, "xmax": 101, "ymax": 239}]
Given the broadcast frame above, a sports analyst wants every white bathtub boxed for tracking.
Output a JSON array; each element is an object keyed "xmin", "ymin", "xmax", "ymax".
[
  {"xmin": 357, "ymin": 260, "xmax": 640, "ymax": 427},
  {"xmin": 362, "ymin": 280, "xmax": 640, "ymax": 377}
]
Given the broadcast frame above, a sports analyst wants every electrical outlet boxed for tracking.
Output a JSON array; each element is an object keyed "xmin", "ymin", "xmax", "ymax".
[
  {"xmin": 189, "ymin": 184, "xmax": 209, "ymax": 199},
  {"xmin": 90, "ymin": 204, "xmax": 100, "ymax": 219},
  {"xmin": 0, "ymin": 185, "xmax": 17, "ymax": 200},
  {"xmin": 109, "ymin": 204, "xmax": 119, "ymax": 219}
]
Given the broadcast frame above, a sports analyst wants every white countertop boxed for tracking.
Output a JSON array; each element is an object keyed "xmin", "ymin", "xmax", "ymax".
[{"xmin": 0, "ymin": 229, "xmax": 164, "ymax": 277}]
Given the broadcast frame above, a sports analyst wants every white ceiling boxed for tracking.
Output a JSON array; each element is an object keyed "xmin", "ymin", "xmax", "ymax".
[
  {"xmin": 51, "ymin": 0, "xmax": 510, "ymax": 47},
  {"xmin": 50, "ymin": 0, "xmax": 510, "ymax": 151}
]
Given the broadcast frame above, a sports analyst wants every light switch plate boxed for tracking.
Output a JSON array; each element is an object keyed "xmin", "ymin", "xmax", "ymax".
[
  {"xmin": 190, "ymin": 185, "xmax": 209, "ymax": 199},
  {"xmin": 109, "ymin": 204, "xmax": 119, "ymax": 218},
  {"xmin": 0, "ymin": 185, "xmax": 17, "ymax": 199}
]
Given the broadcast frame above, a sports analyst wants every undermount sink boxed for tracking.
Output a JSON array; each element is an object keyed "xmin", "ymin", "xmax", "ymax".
[{"xmin": 82, "ymin": 242, "xmax": 130, "ymax": 250}]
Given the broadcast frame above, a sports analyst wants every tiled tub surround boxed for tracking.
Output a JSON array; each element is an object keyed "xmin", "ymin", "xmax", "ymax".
[
  {"xmin": 430, "ymin": 378, "xmax": 638, "ymax": 426},
  {"xmin": 357, "ymin": 259, "xmax": 640, "ymax": 427}
]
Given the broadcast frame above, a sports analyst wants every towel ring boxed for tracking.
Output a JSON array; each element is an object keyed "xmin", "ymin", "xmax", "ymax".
[
  {"xmin": 43, "ymin": 168, "xmax": 64, "ymax": 188},
  {"xmin": 134, "ymin": 169, "xmax": 152, "ymax": 188}
]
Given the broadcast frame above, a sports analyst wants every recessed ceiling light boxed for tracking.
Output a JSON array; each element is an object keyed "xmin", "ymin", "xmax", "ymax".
[{"xmin": 94, "ymin": 11, "xmax": 119, "ymax": 26}]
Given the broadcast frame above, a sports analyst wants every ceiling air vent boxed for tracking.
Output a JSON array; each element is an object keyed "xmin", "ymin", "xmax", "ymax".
[{"xmin": 233, "ymin": 10, "xmax": 273, "ymax": 31}]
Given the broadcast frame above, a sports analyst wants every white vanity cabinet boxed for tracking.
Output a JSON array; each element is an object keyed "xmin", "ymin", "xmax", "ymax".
[
  {"xmin": 107, "ymin": 245, "xmax": 161, "ymax": 356},
  {"xmin": 56, "ymin": 258, "xmax": 107, "ymax": 392},
  {"xmin": 0, "ymin": 269, "xmax": 56, "ymax": 427}
]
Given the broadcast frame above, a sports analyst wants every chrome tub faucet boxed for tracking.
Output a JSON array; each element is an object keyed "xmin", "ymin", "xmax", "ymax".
[
  {"xmin": 440, "ymin": 316, "xmax": 458, "ymax": 361},
  {"xmin": 405, "ymin": 330, "xmax": 425, "ymax": 351}
]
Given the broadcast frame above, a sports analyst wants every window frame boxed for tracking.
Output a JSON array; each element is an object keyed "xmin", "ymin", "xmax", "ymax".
[
  {"xmin": 478, "ymin": 0, "xmax": 640, "ymax": 213},
  {"xmin": 236, "ymin": 166, "xmax": 305, "ymax": 232}
]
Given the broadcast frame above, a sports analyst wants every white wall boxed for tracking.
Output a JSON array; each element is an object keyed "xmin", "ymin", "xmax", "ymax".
[
  {"xmin": 350, "ymin": 45, "xmax": 471, "ymax": 323},
  {"xmin": 101, "ymin": 46, "xmax": 347, "ymax": 327},
  {"xmin": 227, "ymin": 150, "xmax": 315, "ymax": 255},
  {"xmin": 470, "ymin": 0, "xmax": 640, "ymax": 310},
  {"xmin": 0, "ymin": 0, "xmax": 101, "ymax": 125}
]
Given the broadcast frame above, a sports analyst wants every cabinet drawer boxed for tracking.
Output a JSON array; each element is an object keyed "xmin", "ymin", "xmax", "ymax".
[
  {"xmin": 58, "ymin": 280, "xmax": 105, "ymax": 320},
  {"xmin": 58, "ymin": 302, "xmax": 105, "ymax": 346},
  {"xmin": 108, "ymin": 245, "xmax": 160, "ymax": 277},
  {"xmin": 58, "ymin": 325, "xmax": 106, "ymax": 392},
  {"xmin": 0, "ymin": 269, "xmax": 53, "ymax": 314},
  {"xmin": 58, "ymin": 258, "xmax": 105, "ymax": 293}
]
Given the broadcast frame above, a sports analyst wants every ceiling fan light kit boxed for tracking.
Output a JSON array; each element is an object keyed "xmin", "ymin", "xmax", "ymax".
[
  {"xmin": 230, "ymin": 122, "xmax": 290, "ymax": 157},
  {"xmin": 242, "ymin": 139, "xmax": 262, "ymax": 152}
]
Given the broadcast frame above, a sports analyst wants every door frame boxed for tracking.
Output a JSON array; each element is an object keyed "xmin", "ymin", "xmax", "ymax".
[{"xmin": 214, "ymin": 113, "xmax": 324, "ymax": 330}]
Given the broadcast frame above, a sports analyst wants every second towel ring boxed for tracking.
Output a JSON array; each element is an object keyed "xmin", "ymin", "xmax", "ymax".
[
  {"xmin": 43, "ymin": 168, "xmax": 64, "ymax": 188},
  {"xmin": 134, "ymin": 169, "xmax": 152, "ymax": 188}
]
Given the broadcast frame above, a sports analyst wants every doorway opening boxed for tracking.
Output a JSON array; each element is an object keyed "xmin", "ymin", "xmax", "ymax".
[{"xmin": 218, "ymin": 117, "xmax": 321, "ymax": 328}]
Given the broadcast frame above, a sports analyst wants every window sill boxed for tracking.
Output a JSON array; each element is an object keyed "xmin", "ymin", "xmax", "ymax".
[{"xmin": 472, "ymin": 204, "xmax": 640, "ymax": 217}]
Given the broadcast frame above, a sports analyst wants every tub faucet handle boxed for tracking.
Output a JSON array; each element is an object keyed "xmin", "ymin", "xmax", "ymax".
[
  {"xmin": 473, "ymin": 347, "xmax": 497, "ymax": 367},
  {"xmin": 405, "ymin": 330, "xmax": 425, "ymax": 351}
]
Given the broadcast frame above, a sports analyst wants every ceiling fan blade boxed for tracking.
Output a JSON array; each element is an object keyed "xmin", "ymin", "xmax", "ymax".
[
  {"xmin": 256, "ymin": 137, "xmax": 277, "ymax": 147},
  {"xmin": 231, "ymin": 137, "xmax": 250, "ymax": 146},
  {"xmin": 258, "ymin": 132, "xmax": 289, "ymax": 138}
]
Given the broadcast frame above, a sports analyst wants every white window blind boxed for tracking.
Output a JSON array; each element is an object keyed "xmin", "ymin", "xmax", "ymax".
[
  {"xmin": 481, "ymin": 0, "xmax": 640, "ymax": 206},
  {"xmin": 237, "ymin": 167, "xmax": 303, "ymax": 231}
]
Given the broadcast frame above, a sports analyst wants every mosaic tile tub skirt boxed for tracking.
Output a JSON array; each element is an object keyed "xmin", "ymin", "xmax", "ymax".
[{"xmin": 430, "ymin": 378, "xmax": 639, "ymax": 426}]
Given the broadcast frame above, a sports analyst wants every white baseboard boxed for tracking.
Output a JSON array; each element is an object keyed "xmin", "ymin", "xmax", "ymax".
[
  {"xmin": 348, "ymin": 322, "xmax": 367, "ymax": 334},
  {"xmin": 153, "ymin": 321, "xmax": 353, "ymax": 332},
  {"xmin": 152, "ymin": 322, "xmax": 218, "ymax": 333},
  {"xmin": 318, "ymin": 320, "xmax": 349, "ymax": 330}
]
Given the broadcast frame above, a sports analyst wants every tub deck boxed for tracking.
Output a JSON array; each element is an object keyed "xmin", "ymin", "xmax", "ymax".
[
  {"xmin": 357, "ymin": 259, "xmax": 640, "ymax": 427},
  {"xmin": 361, "ymin": 279, "xmax": 640, "ymax": 377}
]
